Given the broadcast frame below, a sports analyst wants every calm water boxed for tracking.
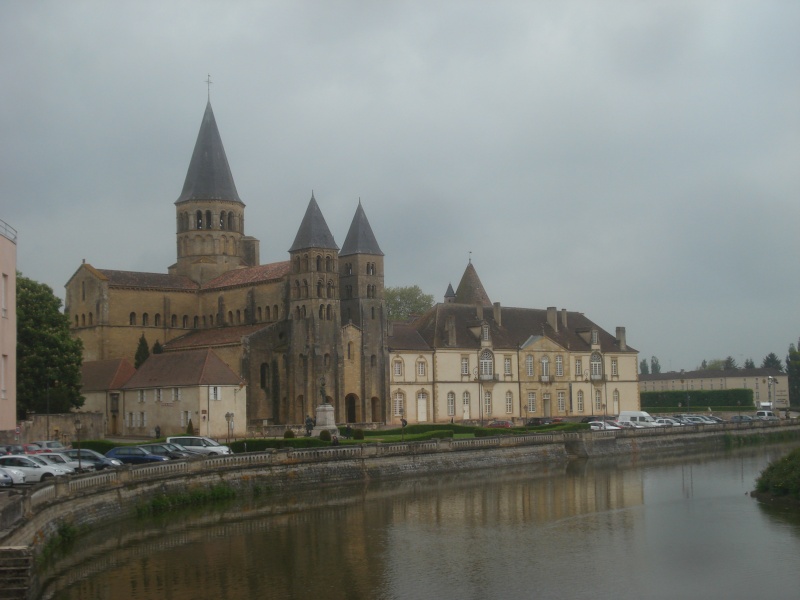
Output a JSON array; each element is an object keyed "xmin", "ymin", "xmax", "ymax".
[{"xmin": 42, "ymin": 443, "xmax": 800, "ymax": 600}]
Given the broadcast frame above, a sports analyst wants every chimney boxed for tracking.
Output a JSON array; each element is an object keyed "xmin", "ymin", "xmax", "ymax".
[
  {"xmin": 447, "ymin": 315, "xmax": 456, "ymax": 346},
  {"xmin": 547, "ymin": 306, "xmax": 558, "ymax": 332},
  {"xmin": 493, "ymin": 302, "xmax": 502, "ymax": 327},
  {"xmin": 476, "ymin": 303, "xmax": 483, "ymax": 320},
  {"xmin": 560, "ymin": 308, "xmax": 568, "ymax": 329},
  {"xmin": 616, "ymin": 327, "xmax": 627, "ymax": 350}
]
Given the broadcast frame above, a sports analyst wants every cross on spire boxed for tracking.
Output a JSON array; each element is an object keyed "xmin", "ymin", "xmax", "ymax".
[{"xmin": 205, "ymin": 74, "xmax": 213, "ymax": 101}]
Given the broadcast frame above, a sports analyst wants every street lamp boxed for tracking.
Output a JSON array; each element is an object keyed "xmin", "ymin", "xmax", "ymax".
[{"xmin": 74, "ymin": 418, "xmax": 82, "ymax": 472}]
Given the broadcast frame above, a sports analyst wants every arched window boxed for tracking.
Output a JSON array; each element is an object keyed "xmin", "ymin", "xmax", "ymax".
[
  {"xmin": 81, "ymin": 314, "xmax": 86, "ymax": 327},
  {"xmin": 447, "ymin": 392, "xmax": 455, "ymax": 416},
  {"xmin": 555, "ymin": 355, "xmax": 563, "ymax": 377},
  {"xmin": 505, "ymin": 391, "xmax": 513, "ymax": 414},
  {"xmin": 577, "ymin": 390, "xmax": 585, "ymax": 412},
  {"xmin": 301, "ymin": 305, "xmax": 306, "ymax": 318},
  {"xmin": 484, "ymin": 390, "xmax": 492, "ymax": 416},
  {"xmin": 393, "ymin": 391, "xmax": 405, "ymax": 416},
  {"xmin": 316, "ymin": 255, "xmax": 322, "ymax": 271},
  {"xmin": 526, "ymin": 354, "xmax": 534, "ymax": 377},
  {"xmin": 193, "ymin": 316, "xmax": 199, "ymax": 328},
  {"xmin": 417, "ymin": 359, "xmax": 426, "ymax": 377},
  {"xmin": 591, "ymin": 353, "xmax": 603, "ymax": 379},
  {"xmin": 265, "ymin": 306, "xmax": 271, "ymax": 321},
  {"xmin": 154, "ymin": 314, "xmax": 161, "ymax": 327},
  {"xmin": 228, "ymin": 212, "xmax": 234, "ymax": 231},
  {"xmin": 196, "ymin": 210, "xmax": 203, "ymax": 230},
  {"xmin": 302, "ymin": 280, "xmax": 309, "ymax": 298},
  {"xmin": 319, "ymin": 305, "xmax": 325, "ymax": 319},
  {"xmin": 463, "ymin": 391, "xmax": 471, "ymax": 410},
  {"xmin": 417, "ymin": 390, "xmax": 428, "ymax": 419},
  {"xmin": 129, "ymin": 312, "xmax": 136, "ymax": 326},
  {"xmin": 220, "ymin": 211, "xmax": 226, "ymax": 229},
  {"xmin": 236, "ymin": 310, "xmax": 241, "ymax": 324},
  {"xmin": 371, "ymin": 306, "xmax": 376, "ymax": 319},
  {"xmin": 326, "ymin": 305, "xmax": 332, "ymax": 320},
  {"xmin": 393, "ymin": 360, "xmax": 403, "ymax": 378},
  {"xmin": 273, "ymin": 305, "xmax": 279, "ymax": 320},
  {"xmin": 88, "ymin": 312, "xmax": 93, "ymax": 325},
  {"xmin": 202, "ymin": 316, "xmax": 207, "ymax": 327},
  {"xmin": 171, "ymin": 314, "xmax": 177, "ymax": 327},
  {"xmin": 479, "ymin": 349, "xmax": 493, "ymax": 377},
  {"xmin": 317, "ymin": 280, "xmax": 324, "ymax": 297},
  {"xmin": 302, "ymin": 254, "xmax": 309, "ymax": 271},
  {"xmin": 327, "ymin": 281, "xmax": 334, "ymax": 298},
  {"xmin": 260, "ymin": 363, "xmax": 269, "ymax": 389},
  {"xmin": 205, "ymin": 210, "xmax": 213, "ymax": 229},
  {"xmin": 347, "ymin": 342, "xmax": 353, "ymax": 359},
  {"xmin": 74, "ymin": 315, "xmax": 79, "ymax": 327},
  {"xmin": 228, "ymin": 311, "xmax": 233, "ymax": 324},
  {"xmin": 81, "ymin": 281, "xmax": 85, "ymax": 301},
  {"xmin": 257, "ymin": 307, "xmax": 262, "ymax": 321},
  {"xmin": 294, "ymin": 280, "xmax": 300, "ymax": 299},
  {"xmin": 182, "ymin": 315, "xmax": 188, "ymax": 328},
  {"xmin": 142, "ymin": 313, "xmax": 149, "ymax": 326},
  {"xmin": 541, "ymin": 356, "xmax": 550, "ymax": 378},
  {"xmin": 326, "ymin": 256, "xmax": 332, "ymax": 272}
]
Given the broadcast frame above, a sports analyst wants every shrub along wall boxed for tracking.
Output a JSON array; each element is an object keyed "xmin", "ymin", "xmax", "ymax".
[{"xmin": 641, "ymin": 389, "xmax": 754, "ymax": 410}]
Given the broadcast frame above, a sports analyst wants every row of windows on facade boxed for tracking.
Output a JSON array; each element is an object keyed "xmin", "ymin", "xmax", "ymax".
[
  {"xmin": 292, "ymin": 304, "xmax": 379, "ymax": 322},
  {"xmin": 177, "ymin": 234, "xmax": 238, "ymax": 258},
  {"xmin": 177, "ymin": 210, "xmax": 242, "ymax": 233},
  {"xmin": 292, "ymin": 255, "xmax": 380, "ymax": 276},
  {"xmin": 125, "ymin": 410, "xmax": 196, "ymax": 429},
  {"xmin": 71, "ymin": 305, "xmax": 284, "ymax": 328},
  {"xmin": 258, "ymin": 353, "xmax": 380, "ymax": 389},
  {"xmin": 642, "ymin": 378, "xmax": 772, "ymax": 392},
  {"xmin": 131, "ymin": 387, "xmax": 222, "ymax": 403},
  {"xmin": 391, "ymin": 351, "xmax": 618, "ymax": 379},
  {"xmin": 291, "ymin": 279, "xmax": 378, "ymax": 300},
  {"xmin": 390, "ymin": 387, "xmax": 620, "ymax": 417}
]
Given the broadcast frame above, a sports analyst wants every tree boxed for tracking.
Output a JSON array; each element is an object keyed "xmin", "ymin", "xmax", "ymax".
[
  {"xmin": 744, "ymin": 358, "xmax": 755, "ymax": 369},
  {"xmin": 786, "ymin": 339, "xmax": 800, "ymax": 407},
  {"xmin": 639, "ymin": 359, "xmax": 649, "ymax": 375},
  {"xmin": 152, "ymin": 340, "xmax": 163, "ymax": 354},
  {"xmin": 700, "ymin": 359, "xmax": 708, "ymax": 370},
  {"xmin": 16, "ymin": 273, "xmax": 84, "ymax": 417},
  {"xmin": 761, "ymin": 353, "xmax": 783, "ymax": 371},
  {"xmin": 650, "ymin": 356, "xmax": 661, "ymax": 374},
  {"xmin": 385, "ymin": 285, "xmax": 434, "ymax": 321},
  {"xmin": 723, "ymin": 356, "xmax": 738, "ymax": 370},
  {"xmin": 134, "ymin": 333, "xmax": 150, "ymax": 368}
]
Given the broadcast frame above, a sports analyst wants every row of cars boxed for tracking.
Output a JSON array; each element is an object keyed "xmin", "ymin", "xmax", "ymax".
[{"xmin": 0, "ymin": 436, "xmax": 232, "ymax": 486}]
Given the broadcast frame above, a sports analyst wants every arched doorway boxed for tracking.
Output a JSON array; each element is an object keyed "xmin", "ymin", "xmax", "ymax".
[
  {"xmin": 371, "ymin": 397, "xmax": 381, "ymax": 423},
  {"xmin": 345, "ymin": 393, "xmax": 359, "ymax": 424}
]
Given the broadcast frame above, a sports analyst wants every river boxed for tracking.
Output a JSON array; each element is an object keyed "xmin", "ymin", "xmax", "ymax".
[{"xmin": 41, "ymin": 443, "xmax": 800, "ymax": 600}]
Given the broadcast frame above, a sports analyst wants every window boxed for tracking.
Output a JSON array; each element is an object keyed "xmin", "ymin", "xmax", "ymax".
[
  {"xmin": 555, "ymin": 355, "xmax": 563, "ymax": 377},
  {"xmin": 463, "ymin": 391, "xmax": 471, "ymax": 411},
  {"xmin": 180, "ymin": 410, "xmax": 191, "ymax": 427},
  {"xmin": 543, "ymin": 393, "xmax": 550, "ymax": 412},
  {"xmin": 526, "ymin": 355, "xmax": 534, "ymax": 377},
  {"xmin": 484, "ymin": 390, "xmax": 492, "ymax": 416},
  {"xmin": 504, "ymin": 356, "xmax": 512, "ymax": 376},
  {"xmin": 595, "ymin": 390, "xmax": 602, "ymax": 412},
  {"xmin": 577, "ymin": 390, "xmax": 584, "ymax": 412},
  {"xmin": 142, "ymin": 313, "xmax": 149, "ymax": 326},
  {"xmin": 527, "ymin": 392, "xmax": 536, "ymax": 412},
  {"xmin": 591, "ymin": 330, "xmax": 598, "ymax": 345},
  {"xmin": 557, "ymin": 391, "xmax": 565, "ymax": 413},
  {"xmin": 1, "ymin": 354, "xmax": 6, "ymax": 399},
  {"xmin": 196, "ymin": 210, "xmax": 203, "ymax": 230},
  {"xmin": 505, "ymin": 391, "xmax": 513, "ymax": 414},
  {"xmin": 447, "ymin": 392, "xmax": 455, "ymax": 416},
  {"xmin": 611, "ymin": 359, "xmax": 618, "ymax": 376},
  {"xmin": 154, "ymin": 314, "xmax": 161, "ymax": 327},
  {"xmin": 613, "ymin": 389, "xmax": 619, "ymax": 407},
  {"xmin": 155, "ymin": 388, "xmax": 162, "ymax": 402},
  {"xmin": 541, "ymin": 356, "xmax": 550, "ymax": 379},
  {"xmin": 393, "ymin": 361, "xmax": 403, "ymax": 378},
  {"xmin": 461, "ymin": 357, "xmax": 469, "ymax": 376},
  {"xmin": 172, "ymin": 388, "xmax": 181, "ymax": 402},
  {"xmin": 183, "ymin": 315, "xmax": 189, "ymax": 328},
  {"xmin": 209, "ymin": 386, "xmax": 219, "ymax": 400},
  {"xmin": 591, "ymin": 353, "xmax": 603, "ymax": 378},
  {"xmin": 479, "ymin": 349, "xmax": 493, "ymax": 377},
  {"xmin": 171, "ymin": 314, "xmax": 177, "ymax": 327},
  {"xmin": 481, "ymin": 324, "xmax": 490, "ymax": 341},
  {"xmin": 138, "ymin": 390, "xmax": 145, "ymax": 403},
  {"xmin": 575, "ymin": 359, "xmax": 582, "ymax": 378},
  {"xmin": 140, "ymin": 411, "xmax": 147, "ymax": 428},
  {"xmin": 417, "ymin": 360, "xmax": 426, "ymax": 377},
  {"xmin": 129, "ymin": 312, "xmax": 136, "ymax": 326},
  {"xmin": 393, "ymin": 391, "xmax": 405, "ymax": 416}
]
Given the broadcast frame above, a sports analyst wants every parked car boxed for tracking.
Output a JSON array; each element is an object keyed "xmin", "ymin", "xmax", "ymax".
[
  {"xmin": 755, "ymin": 411, "xmax": 779, "ymax": 421},
  {"xmin": 0, "ymin": 466, "xmax": 25, "ymax": 485},
  {"xmin": 0, "ymin": 469, "xmax": 12, "ymax": 488},
  {"xmin": 64, "ymin": 448, "xmax": 123, "ymax": 470},
  {"xmin": 730, "ymin": 415, "xmax": 754, "ymax": 423},
  {"xmin": 29, "ymin": 455, "xmax": 75, "ymax": 474},
  {"xmin": 655, "ymin": 418, "xmax": 682, "ymax": 427},
  {"xmin": 0, "ymin": 455, "xmax": 69, "ymax": 481},
  {"xmin": 32, "ymin": 440, "xmax": 68, "ymax": 451},
  {"xmin": 588, "ymin": 421, "xmax": 620, "ymax": 431},
  {"xmin": 105, "ymin": 447, "xmax": 170, "ymax": 465},
  {"xmin": 22, "ymin": 444, "xmax": 43, "ymax": 454},
  {"xmin": 618, "ymin": 421, "xmax": 645, "ymax": 429},
  {"xmin": 706, "ymin": 416, "xmax": 725, "ymax": 424},
  {"xmin": 138, "ymin": 443, "xmax": 194, "ymax": 459},
  {"xmin": 2, "ymin": 445, "xmax": 24, "ymax": 455},
  {"xmin": 526, "ymin": 417, "xmax": 553, "ymax": 426},
  {"xmin": 38, "ymin": 451, "xmax": 94, "ymax": 473},
  {"xmin": 487, "ymin": 420, "xmax": 514, "ymax": 429},
  {"xmin": 166, "ymin": 436, "xmax": 232, "ymax": 455}
]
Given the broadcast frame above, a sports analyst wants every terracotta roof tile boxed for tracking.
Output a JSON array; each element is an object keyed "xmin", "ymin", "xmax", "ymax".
[
  {"xmin": 99, "ymin": 269, "xmax": 199, "ymax": 290},
  {"xmin": 202, "ymin": 261, "xmax": 291, "ymax": 289},
  {"xmin": 122, "ymin": 349, "xmax": 242, "ymax": 388},
  {"xmin": 164, "ymin": 324, "xmax": 270, "ymax": 350},
  {"xmin": 81, "ymin": 358, "xmax": 136, "ymax": 391}
]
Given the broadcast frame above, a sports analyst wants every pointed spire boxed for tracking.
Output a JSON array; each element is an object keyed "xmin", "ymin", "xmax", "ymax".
[
  {"xmin": 340, "ymin": 200, "xmax": 383, "ymax": 257},
  {"xmin": 445, "ymin": 283, "xmax": 456, "ymax": 298},
  {"xmin": 454, "ymin": 262, "xmax": 492, "ymax": 306},
  {"xmin": 289, "ymin": 193, "xmax": 339, "ymax": 252},
  {"xmin": 176, "ymin": 101, "xmax": 242, "ymax": 204}
]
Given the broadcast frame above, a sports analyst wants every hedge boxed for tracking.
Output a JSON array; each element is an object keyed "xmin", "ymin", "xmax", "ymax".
[{"xmin": 641, "ymin": 389, "xmax": 754, "ymax": 409}]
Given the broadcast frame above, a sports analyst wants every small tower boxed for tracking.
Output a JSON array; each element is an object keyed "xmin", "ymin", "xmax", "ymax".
[
  {"xmin": 171, "ymin": 101, "xmax": 259, "ymax": 284},
  {"xmin": 287, "ymin": 193, "xmax": 341, "ymax": 422},
  {"xmin": 339, "ymin": 201, "xmax": 387, "ymax": 423}
]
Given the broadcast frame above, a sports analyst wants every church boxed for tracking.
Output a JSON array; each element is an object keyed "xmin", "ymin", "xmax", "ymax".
[{"xmin": 66, "ymin": 101, "xmax": 640, "ymax": 435}]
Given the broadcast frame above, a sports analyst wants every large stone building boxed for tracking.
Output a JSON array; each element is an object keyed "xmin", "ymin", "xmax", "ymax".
[
  {"xmin": 66, "ymin": 101, "xmax": 639, "ymax": 431},
  {"xmin": 0, "ymin": 219, "xmax": 17, "ymax": 434}
]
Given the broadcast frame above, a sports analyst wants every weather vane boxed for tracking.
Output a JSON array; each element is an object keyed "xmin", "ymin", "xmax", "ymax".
[{"xmin": 205, "ymin": 74, "xmax": 213, "ymax": 101}]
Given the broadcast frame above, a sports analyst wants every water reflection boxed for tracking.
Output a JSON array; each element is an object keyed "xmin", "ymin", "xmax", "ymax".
[{"xmin": 42, "ymin": 444, "xmax": 800, "ymax": 600}]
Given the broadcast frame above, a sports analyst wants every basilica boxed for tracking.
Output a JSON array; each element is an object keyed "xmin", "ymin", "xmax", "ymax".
[{"xmin": 67, "ymin": 101, "xmax": 640, "ymax": 436}]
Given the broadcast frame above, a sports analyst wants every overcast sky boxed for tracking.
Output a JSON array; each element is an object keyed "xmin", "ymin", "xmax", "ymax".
[{"xmin": 2, "ymin": 1, "xmax": 798, "ymax": 373}]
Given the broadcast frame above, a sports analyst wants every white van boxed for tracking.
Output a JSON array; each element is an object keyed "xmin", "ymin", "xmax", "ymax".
[{"xmin": 616, "ymin": 411, "xmax": 660, "ymax": 427}]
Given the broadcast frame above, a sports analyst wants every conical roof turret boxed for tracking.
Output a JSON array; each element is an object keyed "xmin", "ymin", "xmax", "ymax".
[
  {"xmin": 289, "ymin": 192, "xmax": 339, "ymax": 252},
  {"xmin": 454, "ymin": 261, "xmax": 492, "ymax": 306},
  {"xmin": 176, "ymin": 101, "xmax": 242, "ymax": 204},
  {"xmin": 340, "ymin": 200, "xmax": 383, "ymax": 256}
]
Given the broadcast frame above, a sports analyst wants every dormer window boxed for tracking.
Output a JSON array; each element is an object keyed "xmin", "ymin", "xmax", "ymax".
[
  {"xmin": 591, "ymin": 330, "xmax": 598, "ymax": 345},
  {"xmin": 481, "ymin": 324, "xmax": 490, "ymax": 342}
]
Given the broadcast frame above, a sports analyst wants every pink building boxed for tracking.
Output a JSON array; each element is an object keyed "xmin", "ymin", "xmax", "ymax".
[{"xmin": 0, "ymin": 218, "xmax": 17, "ymax": 432}]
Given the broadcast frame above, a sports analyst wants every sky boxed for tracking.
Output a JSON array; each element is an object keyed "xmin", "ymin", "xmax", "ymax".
[{"xmin": 1, "ymin": 1, "xmax": 798, "ymax": 374}]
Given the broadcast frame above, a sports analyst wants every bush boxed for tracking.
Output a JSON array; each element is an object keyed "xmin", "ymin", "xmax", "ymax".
[
  {"xmin": 353, "ymin": 428, "xmax": 365, "ymax": 440},
  {"xmin": 186, "ymin": 418, "xmax": 195, "ymax": 435},
  {"xmin": 319, "ymin": 429, "xmax": 332, "ymax": 442},
  {"xmin": 283, "ymin": 429, "xmax": 295, "ymax": 439},
  {"xmin": 755, "ymin": 447, "xmax": 800, "ymax": 499}
]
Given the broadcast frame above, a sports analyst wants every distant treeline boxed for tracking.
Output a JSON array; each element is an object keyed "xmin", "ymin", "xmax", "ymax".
[{"xmin": 641, "ymin": 389, "xmax": 754, "ymax": 409}]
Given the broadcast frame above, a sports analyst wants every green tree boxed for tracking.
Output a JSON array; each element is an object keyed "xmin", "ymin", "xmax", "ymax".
[
  {"xmin": 744, "ymin": 358, "xmax": 755, "ymax": 369},
  {"xmin": 385, "ymin": 285, "xmax": 434, "ymax": 321},
  {"xmin": 650, "ymin": 356, "xmax": 661, "ymax": 374},
  {"xmin": 16, "ymin": 273, "xmax": 84, "ymax": 417},
  {"xmin": 723, "ymin": 356, "xmax": 738, "ymax": 370},
  {"xmin": 134, "ymin": 333, "xmax": 150, "ymax": 368},
  {"xmin": 152, "ymin": 340, "xmax": 163, "ymax": 354},
  {"xmin": 761, "ymin": 353, "xmax": 783, "ymax": 371},
  {"xmin": 786, "ymin": 339, "xmax": 800, "ymax": 407},
  {"xmin": 639, "ymin": 359, "xmax": 649, "ymax": 375}
]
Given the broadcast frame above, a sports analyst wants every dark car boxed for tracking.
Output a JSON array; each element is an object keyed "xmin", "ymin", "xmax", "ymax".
[
  {"xmin": 3, "ymin": 445, "xmax": 24, "ymax": 455},
  {"xmin": 64, "ymin": 448, "xmax": 123, "ymax": 470},
  {"xmin": 730, "ymin": 415, "xmax": 754, "ymax": 423},
  {"xmin": 105, "ymin": 447, "xmax": 170, "ymax": 465},
  {"xmin": 526, "ymin": 417, "xmax": 553, "ymax": 426},
  {"xmin": 138, "ymin": 443, "xmax": 194, "ymax": 459}
]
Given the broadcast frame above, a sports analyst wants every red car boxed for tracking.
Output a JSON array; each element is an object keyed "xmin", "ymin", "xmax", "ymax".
[{"xmin": 23, "ymin": 444, "xmax": 43, "ymax": 454}]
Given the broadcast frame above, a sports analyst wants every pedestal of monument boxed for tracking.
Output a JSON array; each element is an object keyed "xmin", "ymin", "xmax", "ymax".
[{"xmin": 312, "ymin": 403, "xmax": 340, "ymax": 437}]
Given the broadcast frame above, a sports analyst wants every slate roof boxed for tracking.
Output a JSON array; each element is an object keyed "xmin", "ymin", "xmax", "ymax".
[
  {"xmin": 339, "ymin": 201, "xmax": 383, "ymax": 257},
  {"xmin": 176, "ymin": 101, "xmax": 242, "ymax": 205},
  {"xmin": 122, "ymin": 349, "xmax": 242, "ymax": 388},
  {"xmin": 454, "ymin": 262, "xmax": 492, "ymax": 306},
  {"xmin": 80, "ymin": 358, "xmax": 136, "ymax": 391},
  {"xmin": 163, "ymin": 324, "xmax": 269, "ymax": 350},
  {"xmin": 97, "ymin": 269, "xmax": 199, "ymax": 290},
  {"xmin": 203, "ymin": 261, "xmax": 291, "ymax": 289},
  {"xmin": 288, "ymin": 193, "xmax": 339, "ymax": 252}
]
